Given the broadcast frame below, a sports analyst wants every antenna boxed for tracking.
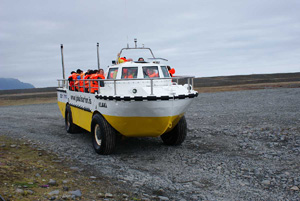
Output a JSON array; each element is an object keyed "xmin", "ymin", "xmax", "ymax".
[
  {"xmin": 97, "ymin": 43, "xmax": 100, "ymax": 70},
  {"xmin": 134, "ymin": 38, "xmax": 137, "ymax": 48}
]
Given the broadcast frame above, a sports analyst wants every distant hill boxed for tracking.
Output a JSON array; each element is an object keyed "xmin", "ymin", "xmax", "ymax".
[{"xmin": 0, "ymin": 78, "xmax": 35, "ymax": 90}]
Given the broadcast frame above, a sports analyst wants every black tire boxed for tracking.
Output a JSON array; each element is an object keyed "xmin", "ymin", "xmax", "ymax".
[
  {"xmin": 65, "ymin": 105, "xmax": 78, "ymax": 133},
  {"xmin": 91, "ymin": 114, "xmax": 116, "ymax": 155},
  {"xmin": 161, "ymin": 116, "xmax": 187, "ymax": 145}
]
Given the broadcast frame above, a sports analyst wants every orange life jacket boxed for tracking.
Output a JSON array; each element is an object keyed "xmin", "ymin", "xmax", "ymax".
[
  {"xmin": 68, "ymin": 73, "xmax": 77, "ymax": 90},
  {"xmin": 169, "ymin": 68, "xmax": 175, "ymax": 77},
  {"xmin": 84, "ymin": 74, "xmax": 91, "ymax": 89},
  {"xmin": 75, "ymin": 73, "xmax": 84, "ymax": 92},
  {"xmin": 89, "ymin": 74, "xmax": 98, "ymax": 93},
  {"xmin": 149, "ymin": 72, "xmax": 159, "ymax": 78}
]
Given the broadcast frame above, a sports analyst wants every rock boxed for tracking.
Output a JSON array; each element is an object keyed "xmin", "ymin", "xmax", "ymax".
[
  {"xmin": 62, "ymin": 180, "xmax": 68, "ymax": 184},
  {"xmin": 97, "ymin": 193, "xmax": 105, "ymax": 198},
  {"xmin": 133, "ymin": 182, "xmax": 143, "ymax": 187},
  {"xmin": 158, "ymin": 196, "xmax": 169, "ymax": 201},
  {"xmin": 62, "ymin": 194, "xmax": 72, "ymax": 199},
  {"xmin": 90, "ymin": 176, "xmax": 97, "ymax": 179},
  {"xmin": 63, "ymin": 186, "xmax": 69, "ymax": 191},
  {"xmin": 48, "ymin": 190, "xmax": 60, "ymax": 196},
  {"xmin": 157, "ymin": 188, "xmax": 164, "ymax": 195},
  {"xmin": 26, "ymin": 190, "xmax": 34, "ymax": 195},
  {"xmin": 262, "ymin": 180, "xmax": 271, "ymax": 185},
  {"xmin": 70, "ymin": 190, "xmax": 82, "ymax": 197},
  {"xmin": 49, "ymin": 196, "xmax": 56, "ymax": 200},
  {"xmin": 291, "ymin": 186, "xmax": 299, "ymax": 191},
  {"xmin": 70, "ymin": 167, "xmax": 79, "ymax": 171},
  {"xmin": 48, "ymin": 179, "xmax": 57, "ymax": 186},
  {"xmin": 1, "ymin": 144, "xmax": 5, "ymax": 147},
  {"xmin": 105, "ymin": 193, "xmax": 113, "ymax": 198},
  {"xmin": 15, "ymin": 188, "xmax": 24, "ymax": 194},
  {"xmin": 122, "ymin": 194, "xmax": 129, "ymax": 198},
  {"xmin": 142, "ymin": 198, "xmax": 150, "ymax": 201},
  {"xmin": 10, "ymin": 144, "xmax": 17, "ymax": 148}
]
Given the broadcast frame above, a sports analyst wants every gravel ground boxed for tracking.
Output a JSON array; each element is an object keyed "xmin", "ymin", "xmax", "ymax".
[{"xmin": 0, "ymin": 88, "xmax": 299, "ymax": 200}]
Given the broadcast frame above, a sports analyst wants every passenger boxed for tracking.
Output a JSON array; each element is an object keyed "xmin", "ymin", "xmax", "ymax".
[
  {"xmin": 75, "ymin": 69, "xmax": 84, "ymax": 92},
  {"xmin": 138, "ymin": 57, "xmax": 144, "ymax": 61},
  {"xmin": 98, "ymin": 69, "xmax": 105, "ymax": 87},
  {"xmin": 74, "ymin": 69, "xmax": 82, "ymax": 91},
  {"xmin": 89, "ymin": 70, "xmax": 98, "ymax": 93},
  {"xmin": 119, "ymin": 56, "xmax": 127, "ymax": 63},
  {"xmin": 90, "ymin": 69, "xmax": 105, "ymax": 93},
  {"xmin": 98, "ymin": 68, "xmax": 105, "ymax": 79},
  {"xmin": 68, "ymin": 71, "xmax": 77, "ymax": 91},
  {"xmin": 148, "ymin": 68, "xmax": 159, "ymax": 78},
  {"xmin": 122, "ymin": 68, "xmax": 128, "ymax": 78},
  {"xmin": 84, "ymin": 70, "xmax": 91, "ymax": 93},
  {"xmin": 118, "ymin": 53, "xmax": 133, "ymax": 63},
  {"xmin": 167, "ymin": 66, "xmax": 175, "ymax": 77}
]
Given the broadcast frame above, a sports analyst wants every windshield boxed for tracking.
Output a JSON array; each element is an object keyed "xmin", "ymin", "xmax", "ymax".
[
  {"xmin": 122, "ymin": 67, "xmax": 138, "ymax": 79},
  {"xmin": 161, "ymin": 66, "xmax": 170, "ymax": 78},
  {"xmin": 107, "ymin": 68, "xmax": 118, "ymax": 79},
  {"xmin": 143, "ymin": 66, "xmax": 159, "ymax": 78}
]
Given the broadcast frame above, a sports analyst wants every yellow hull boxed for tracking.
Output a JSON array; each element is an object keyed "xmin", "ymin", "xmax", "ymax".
[
  {"xmin": 57, "ymin": 101, "xmax": 182, "ymax": 137},
  {"xmin": 103, "ymin": 114, "xmax": 183, "ymax": 137}
]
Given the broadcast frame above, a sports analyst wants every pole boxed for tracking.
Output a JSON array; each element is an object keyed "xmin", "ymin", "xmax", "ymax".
[
  {"xmin": 60, "ymin": 44, "xmax": 65, "ymax": 80},
  {"xmin": 97, "ymin": 43, "xmax": 100, "ymax": 70}
]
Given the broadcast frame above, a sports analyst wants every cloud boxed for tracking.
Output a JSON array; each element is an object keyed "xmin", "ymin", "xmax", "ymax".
[{"xmin": 0, "ymin": 0, "xmax": 299, "ymax": 87}]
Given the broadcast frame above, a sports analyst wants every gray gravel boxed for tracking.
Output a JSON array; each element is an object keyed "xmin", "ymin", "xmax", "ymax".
[{"xmin": 1, "ymin": 88, "xmax": 299, "ymax": 200}]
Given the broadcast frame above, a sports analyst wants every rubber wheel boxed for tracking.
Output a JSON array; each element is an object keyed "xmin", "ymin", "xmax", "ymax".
[
  {"xmin": 161, "ymin": 116, "xmax": 187, "ymax": 145},
  {"xmin": 91, "ymin": 114, "xmax": 116, "ymax": 155},
  {"xmin": 65, "ymin": 105, "xmax": 78, "ymax": 133}
]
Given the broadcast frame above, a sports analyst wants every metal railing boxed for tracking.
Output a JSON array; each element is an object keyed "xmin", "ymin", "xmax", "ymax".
[{"xmin": 57, "ymin": 76, "xmax": 195, "ymax": 96}]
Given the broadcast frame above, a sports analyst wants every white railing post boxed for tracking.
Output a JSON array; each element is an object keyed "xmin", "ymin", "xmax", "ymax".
[
  {"xmin": 150, "ymin": 79, "xmax": 154, "ymax": 95},
  {"xmin": 114, "ymin": 80, "xmax": 117, "ymax": 95},
  {"xmin": 188, "ymin": 78, "xmax": 191, "ymax": 93},
  {"xmin": 98, "ymin": 80, "xmax": 100, "ymax": 94}
]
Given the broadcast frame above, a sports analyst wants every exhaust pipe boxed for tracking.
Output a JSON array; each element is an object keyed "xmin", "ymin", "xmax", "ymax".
[{"xmin": 60, "ymin": 44, "xmax": 65, "ymax": 80}]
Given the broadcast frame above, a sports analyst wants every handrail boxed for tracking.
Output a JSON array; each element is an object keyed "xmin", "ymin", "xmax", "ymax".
[{"xmin": 57, "ymin": 76, "xmax": 195, "ymax": 96}]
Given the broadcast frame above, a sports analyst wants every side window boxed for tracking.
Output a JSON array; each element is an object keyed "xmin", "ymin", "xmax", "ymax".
[
  {"xmin": 107, "ymin": 68, "xmax": 118, "ymax": 79},
  {"xmin": 161, "ymin": 66, "xmax": 170, "ymax": 78},
  {"xmin": 143, "ymin": 66, "xmax": 159, "ymax": 78},
  {"xmin": 122, "ymin": 67, "xmax": 138, "ymax": 79}
]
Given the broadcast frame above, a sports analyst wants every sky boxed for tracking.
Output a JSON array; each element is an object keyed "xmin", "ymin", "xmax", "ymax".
[{"xmin": 0, "ymin": 0, "xmax": 299, "ymax": 88}]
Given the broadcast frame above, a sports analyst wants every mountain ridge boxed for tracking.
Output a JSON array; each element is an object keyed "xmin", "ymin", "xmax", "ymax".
[{"xmin": 0, "ymin": 78, "xmax": 35, "ymax": 90}]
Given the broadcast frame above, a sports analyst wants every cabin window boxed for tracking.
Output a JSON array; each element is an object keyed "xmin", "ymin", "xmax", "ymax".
[
  {"xmin": 161, "ymin": 66, "xmax": 170, "ymax": 78},
  {"xmin": 107, "ymin": 68, "xmax": 118, "ymax": 79},
  {"xmin": 143, "ymin": 66, "xmax": 159, "ymax": 78},
  {"xmin": 122, "ymin": 67, "xmax": 138, "ymax": 79}
]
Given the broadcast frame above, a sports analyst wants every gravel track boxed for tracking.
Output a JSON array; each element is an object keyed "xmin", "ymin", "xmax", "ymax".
[{"xmin": 0, "ymin": 88, "xmax": 299, "ymax": 200}]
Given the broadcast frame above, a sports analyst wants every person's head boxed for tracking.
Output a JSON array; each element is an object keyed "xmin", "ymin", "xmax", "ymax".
[
  {"xmin": 99, "ymin": 69, "xmax": 104, "ymax": 75},
  {"xmin": 138, "ymin": 57, "xmax": 144, "ymax": 61},
  {"xmin": 71, "ymin": 71, "xmax": 76, "ymax": 74},
  {"xmin": 76, "ymin": 69, "xmax": 82, "ymax": 74},
  {"xmin": 167, "ymin": 66, "xmax": 171, "ymax": 70}
]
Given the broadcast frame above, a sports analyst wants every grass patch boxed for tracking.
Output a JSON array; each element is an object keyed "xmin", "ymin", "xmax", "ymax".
[{"xmin": 0, "ymin": 135, "xmax": 137, "ymax": 200}]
